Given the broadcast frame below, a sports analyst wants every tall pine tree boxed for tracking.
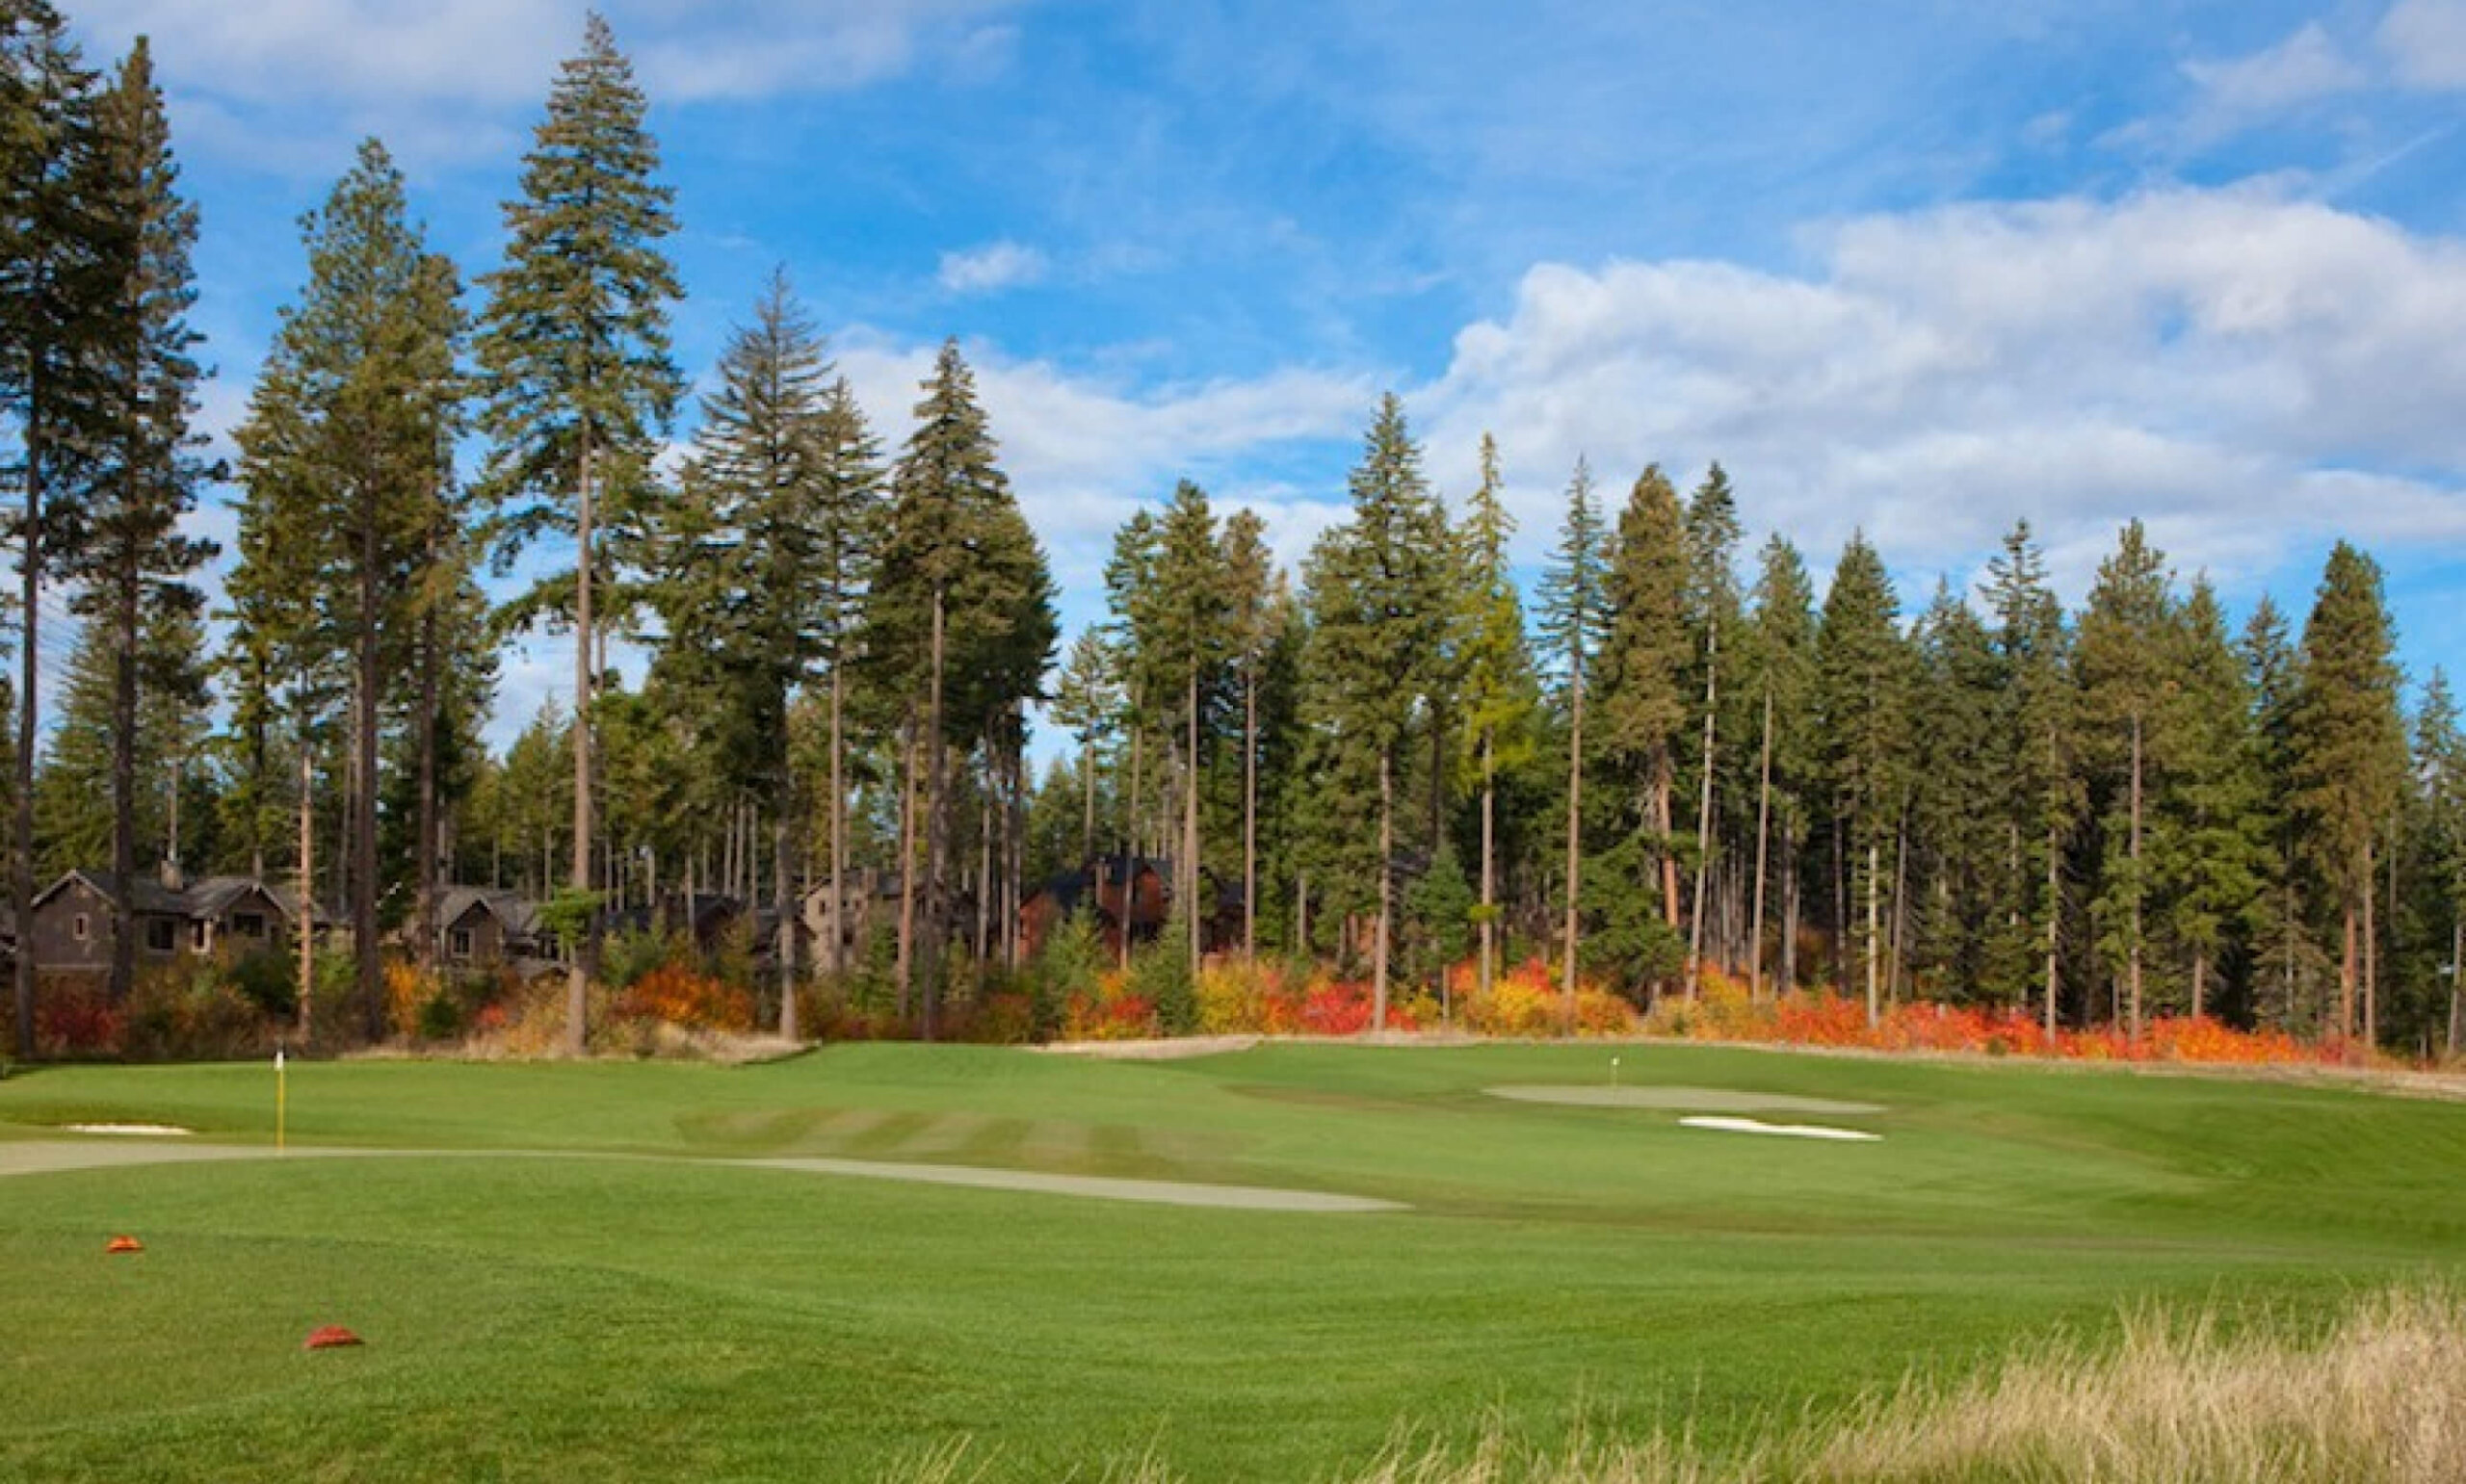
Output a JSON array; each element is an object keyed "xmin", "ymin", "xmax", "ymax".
[{"xmin": 475, "ymin": 13, "xmax": 683, "ymax": 1052}]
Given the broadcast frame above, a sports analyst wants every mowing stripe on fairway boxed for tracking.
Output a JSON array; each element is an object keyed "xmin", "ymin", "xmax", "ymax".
[
  {"xmin": 1485, "ymin": 1084, "xmax": 1885, "ymax": 1115},
  {"xmin": 0, "ymin": 1137, "xmax": 1404, "ymax": 1212}
]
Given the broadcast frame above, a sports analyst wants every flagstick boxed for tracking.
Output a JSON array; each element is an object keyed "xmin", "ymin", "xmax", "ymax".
[{"xmin": 276, "ymin": 1045, "xmax": 287, "ymax": 1155}]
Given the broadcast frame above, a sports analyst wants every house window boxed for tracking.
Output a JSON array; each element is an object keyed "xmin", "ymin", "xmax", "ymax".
[
  {"xmin": 191, "ymin": 920, "xmax": 209, "ymax": 951},
  {"xmin": 450, "ymin": 928, "xmax": 473, "ymax": 959},
  {"xmin": 144, "ymin": 918, "xmax": 176, "ymax": 954},
  {"xmin": 72, "ymin": 913, "xmax": 89, "ymax": 942},
  {"xmin": 234, "ymin": 913, "xmax": 266, "ymax": 939}
]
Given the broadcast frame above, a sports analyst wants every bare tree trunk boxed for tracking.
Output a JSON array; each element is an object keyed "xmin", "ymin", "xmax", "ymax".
[
  {"xmin": 920, "ymin": 587, "xmax": 949, "ymax": 1041},
  {"xmin": 2192, "ymin": 951, "xmax": 2208, "ymax": 1022},
  {"xmin": 1864, "ymin": 840, "xmax": 1880, "ymax": 1027},
  {"xmin": 1688, "ymin": 622, "xmax": 1718, "ymax": 997},
  {"xmin": 1080, "ymin": 734, "xmax": 1095, "ymax": 867},
  {"xmin": 775, "ymin": 812, "xmax": 797, "ymax": 1041},
  {"xmin": 2128, "ymin": 712, "xmax": 2144, "ymax": 1044},
  {"xmin": 1480, "ymin": 728, "xmax": 1496, "ymax": 1001},
  {"xmin": 2448, "ymin": 916, "xmax": 2461, "ymax": 1060},
  {"xmin": 1889, "ymin": 815, "xmax": 1909, "ymax": 1004},
  {"xmin": 2341, "ymin": 883, "xmax": 2358, "ymax": 1043},
  {"xmin": 356, "ymin": 519, "xmax": 383, "ymax": 1043},
  {"xmin": 1244, "ymin": 658, "xmax": 1258, "ymax": 965},
  {"xmin": 2363, "ymin": 838, "xmax": 2379, "ymax": 1052},
  {"xmin": 1562, "ymin": 663, "xmax": 1586, "ymax": 1025},
  {"xmin": 13, "ymin": 373, "xmax": 44, "ymax": 1058},
  {"xmin": 109, "ymin": 578, "xmax": 139, "ymax": 1007},
  {"xmin": 298, "ymin": 731, "xmax": 315, "ymax": 1042},
  {"xmin": 1781, "ymin": 824, "xmax": 1799, "ymax": 995},
  {"xmin": 415, "ymin": 574, "xmax": 439, "ymax": 975},
  {"xmin": 1186, "ymin": 664, "xmax": 1201, "ymax": 971},
  {"xmin": 566, "ymin": 433, "xmax": 596, "ymax": 1056},
  {"xmin": 975, "ymin": 768, "xmax": 993, "ymax": 984},
  {"xmin": 1296, "ymin": 868, "xmax": 1308, "ymax": 961},
  {"xmin": 895, "ymin": 721, "xmax": 917, "ymax": 1019},
  {"xmin": 829, "ymin": 662, "xmax": 848, "ymax": 980},
  {"xmin": 1373, "ymin": 746, "xmax": 1393, "ymax": 1035},
  {"xmin": 1655, "ymin": 762, "xmax": 1681, "ymax": 933},
  {"xmin": 2044, "ymin": 819, "xmax": 2061, "ymax": 1040},
  {"xmin": 1750, "ymin": 686, "xmax": 1772, "ymax": 1001},
  {"xmin": 1123, "ymin": 724, "xmax": 1141, "ymax": 973}
]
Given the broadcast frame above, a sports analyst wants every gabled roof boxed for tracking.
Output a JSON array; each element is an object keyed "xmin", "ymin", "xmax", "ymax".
[
  {"xmin": 438, "ymin": 886, "xmax": 542, "ymax": 940},
  {"xmin": 37, "ymin": 870, "xmax": 307, "ymax": 923}
]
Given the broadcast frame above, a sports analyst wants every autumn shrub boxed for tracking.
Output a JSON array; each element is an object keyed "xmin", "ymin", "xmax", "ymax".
[
  {"xmin": 118, "ymin": 964, "xmax": 275, "ymax": 1061},
  {"xmin": 797, "ymin": 979, "xmax": 906, "ymax": 1042},
  {"xmin": 32, "ymin": 979, "xmax": 122, "ymax": 1058},
  {"xmin": 616, "ymin": 960, "xmax": 755, "ymax": 1033},
  {"xmin": 1062, "ymin": 969, "xmax": 1159, "ymax": 1040}
]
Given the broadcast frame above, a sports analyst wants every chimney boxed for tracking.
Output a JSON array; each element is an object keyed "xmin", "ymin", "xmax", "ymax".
[{"xmin": 159, "ymin": 855, "xmax": 184, "ymax": 894}]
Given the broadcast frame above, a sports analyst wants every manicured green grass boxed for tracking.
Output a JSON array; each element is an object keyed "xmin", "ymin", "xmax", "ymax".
[{"xmin": 3, "ymin": 1042, "xmax": 2462, "ymax": 1481}]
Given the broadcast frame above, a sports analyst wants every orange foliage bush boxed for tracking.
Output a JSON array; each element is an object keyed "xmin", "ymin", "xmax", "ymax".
[
  {"xmin": 1645, "ymin": 983, "xmax": 2359, "ymax": 1067},
  {"xmin": 615, "ymin": 962, "xmax": 754, "ymax": 1033}
]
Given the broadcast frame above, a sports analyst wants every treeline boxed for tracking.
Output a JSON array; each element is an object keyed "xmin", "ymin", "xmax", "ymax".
[{"xmin": 5, "ymin": 8, "xmax": 2461, "ymax": 1060}]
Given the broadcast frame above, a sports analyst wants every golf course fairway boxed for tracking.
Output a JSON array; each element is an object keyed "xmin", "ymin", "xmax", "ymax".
[{"xmin": 2, "ymin": 1040, "xmax": 2460, "ymax": 1481}]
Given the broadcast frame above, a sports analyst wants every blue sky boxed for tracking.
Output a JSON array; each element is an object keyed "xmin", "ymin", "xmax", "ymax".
[{"xmin": 58, "ymin": 0, "xmax": 2466, "ymax": 747}]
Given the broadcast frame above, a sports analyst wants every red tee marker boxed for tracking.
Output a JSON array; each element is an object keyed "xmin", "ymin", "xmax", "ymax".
[
  {"xmin": 104, "ymin": 1236, "xmax": 143, "ymax": 1254},
  {"xmin": 302, "ymin": 1326, "xmax": 364, "ymax": 1350}
]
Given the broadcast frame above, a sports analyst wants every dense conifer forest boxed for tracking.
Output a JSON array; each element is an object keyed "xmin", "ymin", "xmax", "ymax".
[{"xmin": 5, "ymin": 5, "xmax": 2461, "ymax": 1058}]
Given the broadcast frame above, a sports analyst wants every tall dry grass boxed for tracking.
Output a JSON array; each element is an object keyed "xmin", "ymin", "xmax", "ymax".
[{"xmin": 887, "ymin": 1284, "xmax": 2466, "ymax": 1483}]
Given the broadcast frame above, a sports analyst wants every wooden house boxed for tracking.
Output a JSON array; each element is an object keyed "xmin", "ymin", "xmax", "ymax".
[{"xmin": 28, "ymin": 869, "xmax": 302, "ymax": 979}]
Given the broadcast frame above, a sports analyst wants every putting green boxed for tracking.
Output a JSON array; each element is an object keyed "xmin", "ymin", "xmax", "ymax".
[{"xmin": 1484, "ymin": 1082, "xmax": 1886, "ymax": 1115}]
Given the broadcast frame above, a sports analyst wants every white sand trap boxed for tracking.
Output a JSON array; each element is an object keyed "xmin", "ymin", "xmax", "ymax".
[
  {"xmin": 1487, "ymin": 1084, "xmax": 1883, "ymax": 1116},
  {"xmin": 1680, "ymin": 1115, "xmax": 1880, "ymax": 1143},
  {"xmin": 62, "ymin": 1122, "xmax": 195, "ymax": 1136},
  {"xmin": 0, "ymin": 1139, "xmax": 1402, "ymax": 1213}
]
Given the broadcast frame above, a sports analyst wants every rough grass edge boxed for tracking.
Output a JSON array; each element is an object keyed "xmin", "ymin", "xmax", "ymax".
[{"xmin": 891, "ymin": 1283, "xmax": 2466, "ymax": 1483}]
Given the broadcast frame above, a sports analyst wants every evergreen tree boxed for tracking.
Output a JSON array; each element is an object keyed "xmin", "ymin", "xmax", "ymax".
[
  {"xmin": 2, "ymin": 1, "xmax": 104, "ymax": 1054},
  {"xmin": 2243, "ymin": 595, "xmax": 2320, "ymax": 1028},
  {"xmin": 658, "ymin": 270, "xmax": 859, "ymax": 1028},
  {"xmin": 1680, "ymin": 463, "xmax": 1743, "ymax": 991},
  {"xmin": 1221, "ymin": 508, "xmax": 1277, "ymax": 963},
  {"xmin": 1742, "ymin": 535, "xmax": 1817, "ymax": 997},
  {"xmin": 57, "ymin": 40, "xmax": 214, "ymax": 1003},
  {"xmin": 234, "ymin": 139, "xmax": 461, "ymax": 1035},
  {"xmin": 866, "ymin": 340, "xmax": 1054, "ymax": 1035},
  {"xmin": 2291, "ymin": 542, "xmax": 2410, "ymax": 1046},
  {"xmin": 1535, "ymin": 457, "xmax": 1609, "ymax": 1016},
  {"xmin": 1815, "ymin": 534, "xmax": 1909, "ymax": 1023},
  {"xmin": 2074, "ymin": 521, "xmax": 2177, "ymax": 1040},
  {"xmin": 1047, "ymin": 628, "xmax": 1118, "ymax": 868},
  {"xmin": 1456, "ymin": 433, "xmax": 1536, "ymax": 999},
  {"xmin": 1594, "ymin": 464, "xmax": 1690, "ymax": 987},
  {"xmin": 1302, "ymin": 395, "xmax": 1450, "ymax": 1028},
  {"xmin": 475, "ymin": 12, "xmax": 684, "ymax": 1052},
  {"xmin": 2412, "ymin": 670, "xmax": 2465, "ymax": 1055},
  {"xmin": 1982, "ymin": 522, "xmax": 2077, "ymax": 1028},
  {"xmin": 1147, "ymin": 480, "xmax": 1228, "ymax": 971},
  {"xmin": 1907, "ymin": 581, "xmax": 2003, "ymax": 1001},
  {"xmin": 37, "ymin": 606, "xmax": 198, "ymax": 879},
  {"xmin": 2155, "ymin": 579, "xmax": 2267, "ymax": 1021}
]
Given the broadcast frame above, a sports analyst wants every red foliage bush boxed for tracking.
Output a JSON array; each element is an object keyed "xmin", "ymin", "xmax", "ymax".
[
  {"xmin": 35, "ymin": 983, "xmax": 123, "ymax": 1056},
  {"xmin": 1669, "ymin": 987, "xmax": 2358, "ymax": 1067}
]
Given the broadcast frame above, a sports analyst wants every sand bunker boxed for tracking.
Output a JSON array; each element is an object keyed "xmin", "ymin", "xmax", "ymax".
[
  {"xmin": 63, "ymin": 1123, "xmax": 195, "ymax": 1136},
  {"xmin": 1486, "ymin": 1084, "xmax": 1883, "ymax": 1116},
  {"xmin": 0, "ymin": 1138, "xmax": 1401, "ymax": 1213},
  {"xmin": 1679, "ymin": 1115, "xmax": 1880, "ymax": 1142}
]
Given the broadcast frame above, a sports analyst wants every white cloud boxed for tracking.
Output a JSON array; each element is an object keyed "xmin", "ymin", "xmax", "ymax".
[
  {"xmin": 935, "ymin": 241, "xmax": 1050, "ymax": 296},
  {"xmin": 1417, "ymin": 186, "xmax": 2466, "ymax": 600},
  {"xmin": 2379, "ymin": 0, "xmax": 2466, "ymax": 90},
  {"xmin": 69, "ymin": 0, "xmax": 1021, "ymax": 169},
  {"xmin": 2183, "ymin": 22, "xmax": 2367, "ymax": 118}
]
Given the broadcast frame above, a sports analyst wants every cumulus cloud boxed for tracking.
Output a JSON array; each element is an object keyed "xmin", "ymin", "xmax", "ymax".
[
  {"xmin": 1417, "ymin": 186, "xmax": 2466, "ymax": 598},
  {"xmin": 2379, "ymin": 0, "xmax": 2466, "ymax": 89},
  {"xmin": 935, "ymin": 241, "xmax": 1049, "ymax": 296}
]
